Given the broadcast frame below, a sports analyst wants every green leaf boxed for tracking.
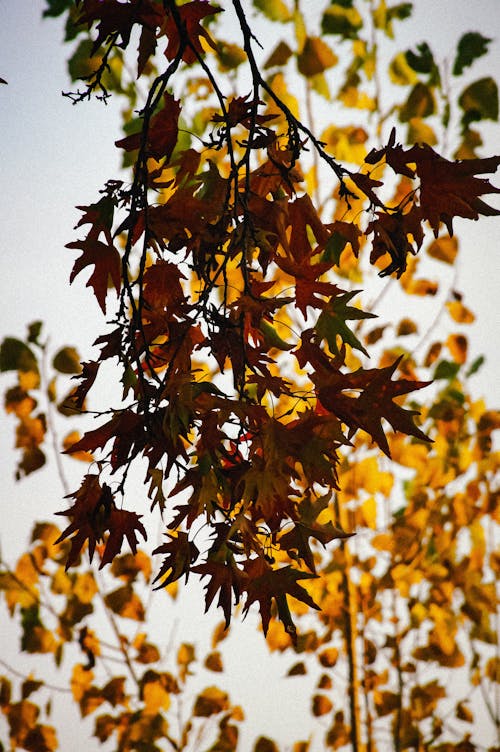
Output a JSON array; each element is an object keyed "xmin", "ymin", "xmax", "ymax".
[
  {"xmin": 68, "ymin": 39, "xmax": 102, "ymax": 82},
  {"xmin": 53, "ymin": 347, "xmax": 82, "ymax": 375},
  {"xmin": 373, "ymin": 2, "xmax": 413, "ymax": 39},
  {"xmin": 399, "ymin": 82, "xmax": 435, "ymax": 122},
  {"xmin": 405, "ymin": 42, "xmax": 434, "ymax": 74},
  {"xmin": 42, "ymin": 0, "xmax": 73, "ymax": 17},
  {"xmin": 321, "ymin": 5, "xmax": 363, "ymax": 39},
  {"xmin": 316, "ymin": 291, "xmax": 376, "ymax": 357},
  {"xmin": 433, "ymin": 360, "xmax": 460, "ymax": 381},
  {"xmin": 453, "ymin": 32, "xmax": 492, "ymax": 76},
  {"xmin": 459, "ymin": 77, "xmax": 498, "ymax": 129},
  {"xmin": 466, "ymin": 354, "xmax": 485, "ymax": 377},
  {"xmin": 0, "ymin": 338, "xmax": 39, "ymax": 374},
  {"xmin": 27, "ymin": 321, "xmax": 43, "ymax": 345},
  {"xmin": 322, "ymin": 232, "xmax": 348, "ymax": 265}
]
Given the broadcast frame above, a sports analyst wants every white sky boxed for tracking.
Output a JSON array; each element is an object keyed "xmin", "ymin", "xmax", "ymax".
[{"xmin": 1, "ymin": 1, "xmax": 499, "ymax": 750}]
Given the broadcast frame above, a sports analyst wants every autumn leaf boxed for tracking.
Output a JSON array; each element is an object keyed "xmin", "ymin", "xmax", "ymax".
[
  {"xmin": 279, "ymin": 494, "xmax": 351, "ymax": 573},
  {"xmin": 316, "ymin": 290, "xmax": 376, "ymax": 356},
  {"xmin": 66, "ymin": 235, "xmax": 121, "ymax": 313},
  {"xmin": 164, "ymin": 1, "xmax": 221, "ymax": 64},
  {"xmin": 55, "ymin": 477, "xmax": 146, "ymax": 569},
  {"xmin": 318, "ymin": 356, "xmax": 431, "ymax": 456},
  {"xmin": 115, "ymin": 92, "xmax": 181, "ymax": 162},
  {"xmin": 242, "ymin": 558, "xmax": 320, "ymax": 642},
  {"xmin": 152, "ymin": 532, "xmax": 199, "ymax": 588}
]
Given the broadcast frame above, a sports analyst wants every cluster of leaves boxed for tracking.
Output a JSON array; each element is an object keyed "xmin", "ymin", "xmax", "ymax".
[
  {"xmin": 31, "ymin": 0, "xmax": 500, "ymax": 647},
  {"xmin": 1, "ymin": 0, "xmax": 500, "ymax": 750}
]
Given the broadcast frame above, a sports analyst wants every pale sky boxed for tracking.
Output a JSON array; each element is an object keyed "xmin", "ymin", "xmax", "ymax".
[{"xmin": 1, "ymin": 2, "xmax": 499, "ymax": 750}]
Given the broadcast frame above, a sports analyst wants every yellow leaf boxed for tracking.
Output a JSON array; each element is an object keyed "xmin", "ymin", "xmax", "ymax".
[
  {"xmin": 397, "ymin": 317, "xmax": 418, "ymax": 336},
  {"xmin": 447, "ymin": 333, "xmax": 468, "ymax": 364},
  {"xmin": 143, "ymin": 680, "xmax": 170, "ymax": 714},
  {"xmin": 266, "ymin": 72, "xmax": 300, "ymax": 119},
  {"xmin": 204, "ymin": 651, "xmax": 224, "ymax": 672},
  {"xmin": 446, "ymin": 300, "xmax": 475, "ymax": 324},
  {"xmin": 429, "ymin": 604, "xmax": 457, "ymax": 656},
  {"xmin": 321, "ymin": 124, "xmax": 368, "ymax": 164},
  {"xmin": 265, "ymin": 618, "xmax": 292, "ymax": 651},
  {"xmin": 297, "ymin": 37, "xmax": 338, "ymax": 77},
  {"xmin": 318, "ymin": 647, "xmax": 339, "ymax": 667},
  {"xmin": 212, "ymin": 620, "xmax": 229, "ymax": 649},
  {"xmin": 427, "ymin": 236, "xmax": 458, "ymax": 264},
  {"xmin": 71, "ymin": 664, "xmax": 94, "ymax": 703},
  {"xmin": 485, "ymin": 656, "xmax": 500, "ymax": 682},
  {"xmin": 456, "ymin": 701, "xmax": 474, "ymax": 723},
  {"xmin": 340, "ymin": 87, "xmax": 376, "ymax": 111},
  {"xmin": 18, "ymin": 370, "xmax": 40, "ymax": 390},
  {"xmin": 73, "ymin": 572, "xmax": 98, "ymax": 604},
  {"xmin": 407, "ymin": 117, "xmax": 437, "ymax": 146},
  {"xmin": 104, "ymin": 586, "xmax": 145, "ymax": 621},
  {"xmin": 63, "ymin": 431, "xmax": 93, "ymax": 462},
  {"xmin": 469, "ymin": 518, "xmax": 486, "ymax": 570},
  {"xmin": 361, "ymin": 496, "xmax": 378, "ymax": 529},
  {"xmin": 389, "ymin": 52, "xmax": 418, "ymax": 85}
]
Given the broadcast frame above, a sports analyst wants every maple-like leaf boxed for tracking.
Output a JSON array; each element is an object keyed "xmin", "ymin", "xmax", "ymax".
[
  {"xmin": 66, "ymin": 235, "xmax": 121, "ymax": 313},
  {"xmin": 280, "ymin": 495, "xmax": 352, "ymax": 573},
  {"xmin": 115, "ymin": 92, "xmax": 181, "ymax": 161},
  {"xmin": 152, "ymin": 532, "xmax": 199, "ymax": 588},
  {"xmin": 99, "ymin": 507, "xmax": 147, "ymax": 568},
  {"xmin": 164, "ymin": 1, "xmax": 221, "ymax": 64},
  {"xmin": 242, "ymin": 558, "xmax": 319, "ymax": 642},
  {"xmin": 317, "ymin": 356, "xmax": 431, "ymax": 456},
  {"xmin": 192, "ymin": 553, "xmax": 244, "ymax": 629},
  {"xmin": 366, "ymin": 131, "xmax": 500, "ymax": 236},
  {"xmin": 274, "ymin": 256, "xmax": 340, "ymax": 317},
  {"xmin": 55, "ymin": 476, "xmax": 146, "ymax": 569},
  {"xmin": 64, "ymin": 410, "xmax": 143, "ymax": 471},
  {"xmin": 316, "ymin": 290, "xmax": 376, "ymax": 356},
  {"xmin": 415, "ymin": 148, "xmax": 500, "ymax": 235},
  {"xmin": 367, "ymin": 205, "xmax": 424, "ymax": 277}
]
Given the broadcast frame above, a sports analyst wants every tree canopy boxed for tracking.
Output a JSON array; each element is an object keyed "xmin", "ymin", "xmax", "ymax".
[{"xmin": 1, "ymin": 1, "xmax": 499, "ymax": 751}]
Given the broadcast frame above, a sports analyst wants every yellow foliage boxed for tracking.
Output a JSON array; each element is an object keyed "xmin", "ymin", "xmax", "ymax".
[
  {"xmin": 73, "ymin": 572, "xmax": 98, "ymax": 604},
  {"xmin": 429, "ymin": 604, "xmax": 457, "ymax": 656},
  {"xmin": 392, "ymin": 563, "xmax": 423, "ymax": 597},
  {"xmin": 266, "ymin": 619, "xmax": 292, "ymax": 652},
  {"xmin": 446, "ymin": 300, "xmax": 475, "ymax": 324},
  {"xmin": 143, "ymin": 680, "xmax": 171, "ymax": 715},
  {"xmin": 71, "ymin": 664, "xmax": 94, "ymax": 703}
]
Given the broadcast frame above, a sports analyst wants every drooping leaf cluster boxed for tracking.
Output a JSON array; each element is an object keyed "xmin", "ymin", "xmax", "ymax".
[{"xmin": 23, "ymin": 0, "xmax": 500, "ymax": 644}]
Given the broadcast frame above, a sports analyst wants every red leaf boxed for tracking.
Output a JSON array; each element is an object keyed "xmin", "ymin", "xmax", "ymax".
[
  {"xmin": 193, "ymin": 556, "xmax": 244, "ymax": 629},
  {"xmin": 242, "ymin": 558, "xmax": 319, "ymax": 642},
  {"xmin": 55, "ymin": 476, "xmax": 112, "ymax": 568},
  {"xmin": 152, "ymin": 532, "xmax": 199, "ymax": 587},
  {"xmin": 66, "ymin": 236, "xmax": 121, "ymax": 313},
  {"xmin": 164, "ymin": 1, "xmax": 221, "ymax": 64},
  {"xmin": 99, "ymin": 507, "xmax": 147, "ymax": 568},
  {"xmin": 55, "ymin": 477, "xmax": 146, "ymax": 569},
  {"xmin": 115, "ymin": 92, "xmax": 181, "ymax": 161},
  {"xmin": 318, "ymin": 356, "xmax": 431, "ymax": 456}
]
